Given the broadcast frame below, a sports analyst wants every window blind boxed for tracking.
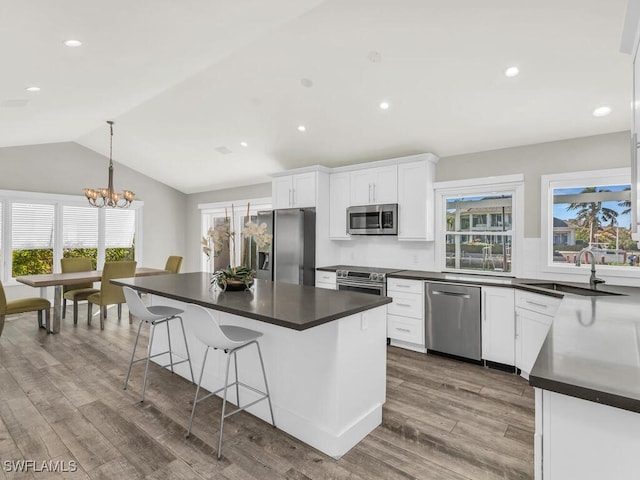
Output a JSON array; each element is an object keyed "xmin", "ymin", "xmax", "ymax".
[
  {"xmin": 105, "ymin": 209, "xmax": 135, "ymax": 248},
  {"xmin": 12, "ymin": 203, "xmax": 55, "ymax": 249},
  {"xmin": 63, "ymin": 205, "xmax": 98, "ymax": 248}
]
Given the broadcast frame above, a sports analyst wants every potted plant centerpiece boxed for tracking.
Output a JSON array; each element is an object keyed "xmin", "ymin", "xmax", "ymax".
[{"xmin": 202, "ymin": 204, "xmax": 271, "ymax": 291}]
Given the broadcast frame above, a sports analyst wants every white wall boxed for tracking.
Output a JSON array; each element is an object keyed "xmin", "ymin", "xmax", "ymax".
[{"xmin": 0, "ymin": 142, "xmax": 188, "ymax": 298}]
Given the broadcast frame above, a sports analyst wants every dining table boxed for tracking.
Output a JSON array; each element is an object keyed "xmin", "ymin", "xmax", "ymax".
[{"xmin": 16, "ymin": 267, "xmax": 170, "ymax": 333}]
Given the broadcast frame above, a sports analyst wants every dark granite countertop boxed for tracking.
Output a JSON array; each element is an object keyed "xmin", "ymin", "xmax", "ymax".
[
  {"xmin": 112, "ymin": 272, "xmax": 391, "ymax": 331},
  {"xmin": 321, "ymin": 266, "xmax": 640, "ymax": 413}
]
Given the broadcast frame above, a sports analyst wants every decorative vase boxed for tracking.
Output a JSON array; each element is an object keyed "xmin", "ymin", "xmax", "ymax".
[{"xmin": 216, "ymin": 278, "xmax": 255, "ymax": 292}]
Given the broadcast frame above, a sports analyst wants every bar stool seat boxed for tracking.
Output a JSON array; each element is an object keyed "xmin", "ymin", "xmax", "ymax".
[
  {"xmin": 123, "ymin": 286, "xmax": 194, "ymax": 402},
  {"xmin": 185, "ymin": 304, "xmax": 275, "ymax": 460}
]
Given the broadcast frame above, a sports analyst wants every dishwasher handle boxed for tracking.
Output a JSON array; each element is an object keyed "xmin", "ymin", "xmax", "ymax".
[{"xmin": 431, "ymin": 290, "xmax": 472, "ymax": 299}]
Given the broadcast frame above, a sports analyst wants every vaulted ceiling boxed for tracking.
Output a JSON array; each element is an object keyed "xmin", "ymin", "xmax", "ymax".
[{"xmin": 0, "ymin": 0, "xmax": 630, "ymax": 193}]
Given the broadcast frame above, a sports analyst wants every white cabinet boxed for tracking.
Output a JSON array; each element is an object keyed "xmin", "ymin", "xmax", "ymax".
[
  {"xmin": 386, "ymin": 278, "xmax": 425, "ymax": 352},
  {"xmin": 272, "ymin": 172, "xmax": 317, "ymax": 209},
  {"xmin": 315, "ymin": 271, "xmax": 336, "ymax": 290},
  {"xmin": 397, "ymin": 159, "xmax": 435, "ymax": 241},
  {"xmin": 514, "ymin": 291, "xmax": 561, "ymax": 378},
  {"xmin": 329, "ymin": 172, "xmax": 350, "ymax": 239},
  {"xmin": 350, "ymin": 165, "xmax": 397, "ymax": 205},
  {"xmin": 481, "ymin": 286, "xmax": 515, "ymax": 366}
]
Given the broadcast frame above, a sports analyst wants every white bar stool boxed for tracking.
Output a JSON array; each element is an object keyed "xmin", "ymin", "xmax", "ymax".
[
  {"xmin": 123, "ymin": 286, "xmax": 195, "ymax": 402},
  {"xmin": 185, "ymin": 304, "xmax": 275, "ymax": 460}
]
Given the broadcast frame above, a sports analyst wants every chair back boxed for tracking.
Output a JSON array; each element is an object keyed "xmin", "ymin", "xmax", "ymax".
[
  {"xmin": 186, "ymin": 304, "xmax": 246, "ymax": 350},
  {"xmin": 164, "ymin": 256, "xmax": 183, "ymax": 274},
  {"xmin": 122, "ymin": 286, "xmax": 152, "ymax": 319},
  {"xmin": 0, "ymin": 281, "xmax": 7, "ymax": 315},
  {"xmin": 61, "ymin": 257, "xmax": 95, "ymax": 292},
  {"xmin": 100, "ymin": 261, "xmax": 137, "ymax": 305}
]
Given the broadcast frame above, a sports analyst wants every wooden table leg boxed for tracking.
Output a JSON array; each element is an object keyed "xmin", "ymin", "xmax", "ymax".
[{"xmin": 50, "ymin": 286, "xmax": 62, "ymax": 334}]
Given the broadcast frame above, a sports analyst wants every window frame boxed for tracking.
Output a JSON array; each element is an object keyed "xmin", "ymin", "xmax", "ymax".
[
  {"xmin": 434, "ymin": 174, "xmax": 524, "ymax": 277},
  {"xmin": 541, "ymin": 167, "xmax": 633, "ymax": 277},
  {"xmin": 0, "ymin": 188, "xmax": 143, "ymax": 284}
]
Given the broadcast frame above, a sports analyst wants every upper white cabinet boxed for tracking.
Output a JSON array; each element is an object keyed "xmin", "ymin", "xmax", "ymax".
[
  {"xmin": 272, "ymin": 171, "xmax": 318, "ymax": 209},
  {"xmin": 481, "ymin": 286, "xmax": 515, "ymax": 366},
  {"xmin": 350, "ymin": 165, "xmax": 397, "ymax": 205},
  {"xmin": 329, "ymin": 172, "xmax": 351, "ymax": 239},
  {"xmin": 397, "ymin": 159, "xmax": 436, "ymax": 241}
]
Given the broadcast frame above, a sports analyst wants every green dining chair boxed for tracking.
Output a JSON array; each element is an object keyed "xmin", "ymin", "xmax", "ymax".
[
  {"xmin": 164, "ymin": 256, "xmax": 183, "ymax": 274},
  {"xmin": 87, "ymin": 261, "xmax": 137, "ymax": 330},
  {"xmin": 61, "ymin": 257, "xmax": 99, "ymax": 325},
  {"xmin": 0, "ymin": 280, "xmax": 51, "ymax": 338}
]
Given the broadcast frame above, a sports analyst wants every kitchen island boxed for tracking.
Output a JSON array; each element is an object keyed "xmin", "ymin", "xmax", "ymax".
[{"xmin": 112, "ymin": 273, "xmax": 391, "ymax": 459}]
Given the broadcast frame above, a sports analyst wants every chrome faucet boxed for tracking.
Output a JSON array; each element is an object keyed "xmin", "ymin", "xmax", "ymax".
[{"xmin": 575, "ymin": 247, "xmax": 605, "ymax": 289}]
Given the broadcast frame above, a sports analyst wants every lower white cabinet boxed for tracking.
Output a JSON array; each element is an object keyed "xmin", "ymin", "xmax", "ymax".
[
  {"xmin": 315, "ymin": 271, "xmax": 336, "ymax": 290},
  {"xmin": 481, "ymin": 286, "xmax": 515, "ymax": 366},
  {"xmin": 386, "ymin": 278, "xmax": 425, "ymax": 352},
  {"xmin": 515, "ymin": 291, "xmax": 561, "ymax": 378}
]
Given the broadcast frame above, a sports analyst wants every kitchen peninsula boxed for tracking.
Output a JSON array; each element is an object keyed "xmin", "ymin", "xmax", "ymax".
[{"xmin": 112, "ymin": 272, "xmax": 391, "ymax": 459}]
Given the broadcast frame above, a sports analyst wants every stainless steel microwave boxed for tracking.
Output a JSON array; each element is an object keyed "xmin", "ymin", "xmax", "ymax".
[{"xmin": 347, "ymin": 204, "xmax": 398, "ymax": 235}]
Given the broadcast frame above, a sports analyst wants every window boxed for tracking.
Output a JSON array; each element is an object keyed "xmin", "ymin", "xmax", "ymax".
[
  {"xmin": 199, "ymin": 198, "xmax": 272, "ymax": 272},
  {"xmin": 0, "ymin": 189, "xmax": 143, "ymax": 282},
  {"xmin": 12, "ymin": 203, "xmax": 55, "ymax": 276},
  {"xmin": 435, "ymin": 174, "xmax": 524, "ymax": 276},
  {"xmin": 105, "ymin": 209, "xmax": 136, "ymax": 262},
  {"xmin": 63, "ymin": 205, "xmax": 99, "ymax": 268},
  {"xmin": 445, "ymin": 195, "xmax": 513, "ymax": 273},
  {"xmin": 543, "ymin": 168, "xmax": 633, "ymax": 271}
]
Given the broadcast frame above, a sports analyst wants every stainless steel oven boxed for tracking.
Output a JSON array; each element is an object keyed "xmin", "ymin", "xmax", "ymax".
[{"xmin": 335, "ymin": 266, "xmax": 401, "ymax": 296}]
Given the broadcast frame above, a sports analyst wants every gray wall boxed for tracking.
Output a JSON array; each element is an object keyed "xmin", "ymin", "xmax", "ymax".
[
  {"xmin": 0, "ymin": 142, "xmax": 188, "ymax": 272},
  {"xmin": 437, "ymin": 131, "xmax": 631, "ymax": 238},
  {"xmin": 185, "ymin": 183, "xmax": 272, "ymax": 272}
]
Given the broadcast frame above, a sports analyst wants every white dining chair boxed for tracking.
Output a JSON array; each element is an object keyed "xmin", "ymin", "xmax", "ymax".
[
  {"xmin": 185, "ymin": 304, "xmax": 275, "ymax": 460},
  {"xmin": 123, "ymin": 286, "xmax": 194, "ymax": 402}
]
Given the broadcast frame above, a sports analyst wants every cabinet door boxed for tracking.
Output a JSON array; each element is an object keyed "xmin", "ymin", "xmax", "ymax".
[
  {"xmin": 273, "ymin": 176, "xmax": 292, "ymax": 209},
  {"xmin": 350, "ymin": 170, "xmax": 374, "ymax": 205},
  {"xmin": 515, "ymin": 308, "xmax": 552, "ymax": 376},
  {"xmin": 482, "ymin": 287, "xmax": 515, "ymax": 365},
  {"xmin": 397, "ymin": 161, "xmax": 427, "ymax": 240},
  {"xmin": 315, "ymin": 271, "xmax": 336, "ymax": 287},
  {"xmin": 329, "ymin": 172, "xmax": 351, "ymax": 239},
  {"xmin": 372, "ymin": 165, "xmax": 398, "ymax": 204},
  {"xmin": 292, "ymin": 172, "xmax": 317, "ymax": 208}
]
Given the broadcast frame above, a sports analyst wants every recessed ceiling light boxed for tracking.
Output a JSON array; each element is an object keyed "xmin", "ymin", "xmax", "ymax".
[
  {"xmin": 300, "ymin": 78, "xmax": 313, "ymax": 88},
  {"xmin": 379, "ymin": 101, "xmax": 390, "ymax": 110},
  {"xmin": 297, "ymin": 125, "xmax": 306, "ymax": 132},
  {"xmin": 505, "ymin": 66, "xmax": 519, "ymax": 78},
  {"xmin": 240, "ymin": 141, "xmax": 248, "ymax": 147},
  {"xmin": 592, "ymin": 106, "xmax": 612, "ymax": 117},
  {"xmin": 25, "ymin": 86, "xmax": 40, "ymax": 92},
  {"xmin": 64, "ymin": 39, "xmax": 82, "ymax": 47}
]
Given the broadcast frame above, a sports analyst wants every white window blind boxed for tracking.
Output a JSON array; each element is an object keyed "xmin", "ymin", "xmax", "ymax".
[
  {"xmin": 63, "ymin": 205, "xmax": 98, "ymax": 248},
  {"xmin": 105, "ymin": 209, "xmax": 135, "ymax": 248},
  {"xmin": 12, "ymin": 203, "xmax": 55, "ymax": 249}
]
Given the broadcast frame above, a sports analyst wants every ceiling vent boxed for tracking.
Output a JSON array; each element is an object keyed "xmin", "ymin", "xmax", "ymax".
[
  {"xmin": 215, "ymin": 146, "xmax": 232, "ymax": 155},
  {"xmin": 1, "ymin": 99, "xmax": 29, "ymax": 108}
]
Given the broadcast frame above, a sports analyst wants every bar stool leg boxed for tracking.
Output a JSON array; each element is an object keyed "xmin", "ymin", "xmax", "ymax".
[
  {"xmin": 178, "ymin": 316, "xmax": 195, "ymax": 383},
  {"xmin": 233, "ymin": 351, "xmax": 240, "ymax": 406},
  {"xmin": 166, "ymin": 321, "xmax": 174, "ymax": 373},
  {"xmin": 141, "ymin": 323, "xmax": 157, "ymax": 402},
  {"xmin": 187, "ymin": 346, "xmax": 210, "ymax": 437},
  {"xmin": 124, "ymin": 319, "xmax": 145, "ymax": 389},
  {"xmin": 255, "ymin": 342, "xmax": 276, "ymax": 427},
  {"xmin": 218, "ymin": 351, "xmax": 233, "ymax": 460}
]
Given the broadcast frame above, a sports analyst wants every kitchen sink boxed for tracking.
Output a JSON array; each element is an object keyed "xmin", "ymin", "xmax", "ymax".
[{"xmin": 522, "ymin": 282, "xmax": 623, "ymax": 296}]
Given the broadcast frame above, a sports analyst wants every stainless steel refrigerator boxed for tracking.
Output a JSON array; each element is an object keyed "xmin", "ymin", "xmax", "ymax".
[{"xmin": 256, "ymin": 208, "xmax": 315, "ymax": 286}]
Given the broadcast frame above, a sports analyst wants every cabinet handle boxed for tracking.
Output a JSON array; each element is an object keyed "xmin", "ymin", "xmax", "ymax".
[
  {"xmin": 372, "ymin": 183, "xmax": 376, "ymax": 202},
  {"xmin": 482, "ymin": 290, "xmax": 486, "ymax": 322},
  {"xmin": 289, "ymin": 189, "xmax": 293, "ymax": 207},
  {"xmin": 368, "ymin": 184, "xmax": 372, "ymax": 203},
  {"xmin": 396, "ymin": 327, "xmax": 411, "ymax": 333},
  {"xmin": 395, "ymin": 302, "xmax": 412, "ymax": 308},
  {"xmin": 525, "ymin": 300, "xmax": 547, "ymax": 308},
  {"xmin": 395, "ymin": 284, "xmax": 411, "ymax": 289},
  {"xmin": 291, "ymin": 188, "xmax": 295, "ymax": 206}
]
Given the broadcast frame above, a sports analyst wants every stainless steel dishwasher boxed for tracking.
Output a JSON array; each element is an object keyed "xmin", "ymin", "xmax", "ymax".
[{"xmin": 425, "ymin": 282, "xmax": 481, "ymax": 361}]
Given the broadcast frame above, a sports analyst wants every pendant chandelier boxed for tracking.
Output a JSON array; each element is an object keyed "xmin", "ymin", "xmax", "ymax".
[{"xmin": 84, "ymin": 121, "xmax": 135, "ymax": 208}]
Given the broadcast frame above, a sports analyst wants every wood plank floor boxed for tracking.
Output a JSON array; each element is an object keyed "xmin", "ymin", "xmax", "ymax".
[{"xmin": 0, "ymin": 307, "xmax": 534, "ymax": 479}]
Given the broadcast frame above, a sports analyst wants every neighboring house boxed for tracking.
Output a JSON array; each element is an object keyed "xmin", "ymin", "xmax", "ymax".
[{"xmin": 552, "ymin": 217, "xmax": 577, "ymax": 246}]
